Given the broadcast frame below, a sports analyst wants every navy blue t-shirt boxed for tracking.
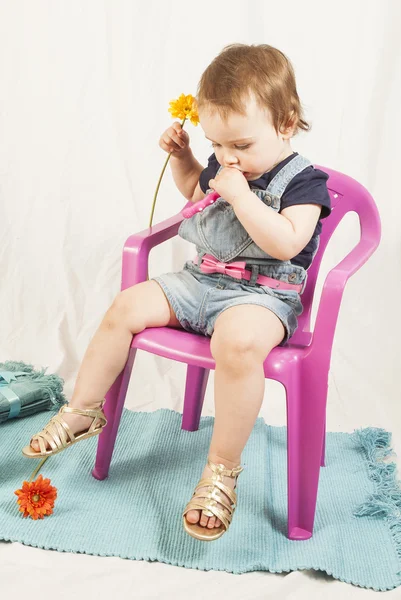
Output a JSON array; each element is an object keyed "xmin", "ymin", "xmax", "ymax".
[{"xmin": 199, "ymin": 152, "xmax": 331, "ymax": 269}]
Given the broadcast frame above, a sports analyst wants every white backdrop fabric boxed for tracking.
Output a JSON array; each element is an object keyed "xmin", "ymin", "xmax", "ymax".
[{"xmin": 1, "ymin": 0, "xmax": 400, "ymax": 597}]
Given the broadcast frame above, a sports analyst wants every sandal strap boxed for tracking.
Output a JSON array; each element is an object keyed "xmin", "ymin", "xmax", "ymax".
[
  {"xmin": 195, "ymin": 477, "xmax": 238, "ymax": 506},
  {"xmin": 50, "ymin": 413, "xmax": 76, "ymax": 444},
  {"xmin": 192, "ymin": 483, "xmax": 234, "ymax": 515},
  {"xmin": 33, "ymin": 431, "xmax": 57, "ymax": 454},
  {"xmin": 31, "ymin": 414, "xmax": 75, "ymax": 452},
  {"xmin": 207, "ymin": 458, "xmax": 244, "ymax": 478},
  {"xmin": 61, "ymin": 400, "xmax": 106, "ymax": 427}
]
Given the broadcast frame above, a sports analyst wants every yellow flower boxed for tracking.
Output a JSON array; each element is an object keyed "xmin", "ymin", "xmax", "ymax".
[{"xmin": 168, "ymin": 93, "xmax": 199, "ymax": 126}]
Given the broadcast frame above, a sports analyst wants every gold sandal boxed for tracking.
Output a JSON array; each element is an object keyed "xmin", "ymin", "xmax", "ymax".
[
  {"xmin": 182, "ymin": 458, "xmax": 244, "ymax": 541},
  {"xmin": 21, "ymin": 400, "xmax": 107, "ymax": 458}
]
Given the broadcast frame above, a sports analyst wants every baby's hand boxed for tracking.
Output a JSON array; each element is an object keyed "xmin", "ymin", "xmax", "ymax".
[
  {"xmin": 209, "ymin": 167, "xmax": 250, "ymax": 207},
  {"xmin": 159, "ymin": 121, "xmax": 190, "ymax": 156}
]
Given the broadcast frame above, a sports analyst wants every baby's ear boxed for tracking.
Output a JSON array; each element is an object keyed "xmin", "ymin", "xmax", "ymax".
[{"xmin": 280, "ymin": 112, "xmax": 296, "ymax": 138}]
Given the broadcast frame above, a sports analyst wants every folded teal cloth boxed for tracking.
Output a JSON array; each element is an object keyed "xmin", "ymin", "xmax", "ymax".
[{"xmin": 0, "ymin": 360, "xmax": 67, "ymax": 423}]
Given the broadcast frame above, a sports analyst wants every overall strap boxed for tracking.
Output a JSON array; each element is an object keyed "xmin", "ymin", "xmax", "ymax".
[{"xmin": 266, "ymin": 154, "xmax": 312, "ymax": 198}]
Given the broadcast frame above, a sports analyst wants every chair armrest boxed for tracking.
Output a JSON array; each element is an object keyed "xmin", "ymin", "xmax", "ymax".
[
  {"xmin": 121, "ymin": 205, "xmax": 191, "ymax": 290},
  {"xmin": 308, "ymin": 238, "xmax": 379, "ymax": 362}
]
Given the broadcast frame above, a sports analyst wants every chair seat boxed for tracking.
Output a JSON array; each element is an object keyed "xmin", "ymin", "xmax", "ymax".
[{"xmin": 131, "ymin": 326, "xmax": 312, "ymax": 378}]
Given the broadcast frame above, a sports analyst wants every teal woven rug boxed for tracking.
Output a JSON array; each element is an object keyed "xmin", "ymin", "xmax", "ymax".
[{"xmin": 0, "ymin": 408, "xmax": 400, "ymax": 591}]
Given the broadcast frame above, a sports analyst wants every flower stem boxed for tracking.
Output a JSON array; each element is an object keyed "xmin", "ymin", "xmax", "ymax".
[
  {"xmin": 148, "ymin": 154, "xmax": 171, "ymax": 229},
  {"xmin": 29, "ymin": 456, "xmax": 50, "ymax": 482},
  {"xmin": 149, "ymin": 117, "xmax": 187, "ymax": 229}
]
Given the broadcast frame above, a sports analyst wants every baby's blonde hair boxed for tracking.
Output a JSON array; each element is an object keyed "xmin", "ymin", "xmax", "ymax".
[{"xmin": 196, "ymin": 43, "xmax": 310, "ymax": 136}]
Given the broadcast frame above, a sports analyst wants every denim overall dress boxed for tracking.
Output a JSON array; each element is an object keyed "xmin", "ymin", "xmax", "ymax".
[{"xmin": 152, "ymin": 154, "xmax": 312, "ymax": 344}]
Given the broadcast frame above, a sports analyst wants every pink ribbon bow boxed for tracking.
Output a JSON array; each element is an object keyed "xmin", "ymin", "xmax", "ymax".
[{"xmin": 199, "ymin": 254, "xmax": 247, "ymax": 280}]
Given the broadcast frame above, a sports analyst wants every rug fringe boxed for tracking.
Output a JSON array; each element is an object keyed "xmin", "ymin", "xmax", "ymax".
[
  {"xmin": 0, "ymin": 360, "xmax": 67, "ymax": 408},
  {"xmin": 353, "ymin": 427, "xmax": 401, "ymax": 578}
]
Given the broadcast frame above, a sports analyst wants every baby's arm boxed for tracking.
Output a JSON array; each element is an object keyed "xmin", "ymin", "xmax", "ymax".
[
  {"xmin": 233, "ymin": 192, "xmax": 321, "ymax": 261},
  {"xmin": 279, "ymin": 204, "xmax": 322, "ymax": 259},
  {"xmin": 191, "ymin": 180, "xmax": 207, "ymax": 203},
  {"xmin": 170, "ymin": 151, "xmax": 205, "ymax": 202},
  {"xmin": 159, "ymin": 121, "xmax": 204, "ymax": 202}
]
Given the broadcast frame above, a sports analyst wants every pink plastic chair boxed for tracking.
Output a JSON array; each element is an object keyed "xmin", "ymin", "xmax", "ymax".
[{"xmin": 92, "ymin": 166, "xmax": 381, "ymax": 540}]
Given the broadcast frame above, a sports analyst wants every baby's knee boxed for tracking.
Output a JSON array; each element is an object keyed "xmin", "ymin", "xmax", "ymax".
[
  {"xmin": 107, "ymin": 286, "xmax": 144, "ymax": 329},
  {"xmin": 101, "ymin": 294, "xmax": 125, "ymax": 329},
  {"xmin": 211, "ymin": 329, "xmax": 261, "ymax": 369},
  {"xmin": 109, "ymin": 290, "xmax": 129, "ymax": 315}
]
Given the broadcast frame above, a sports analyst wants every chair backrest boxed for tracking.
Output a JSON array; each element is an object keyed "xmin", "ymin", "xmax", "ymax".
[{"xmin": 291, "ymin": 165, "xmax": 381, "ymax": 344}]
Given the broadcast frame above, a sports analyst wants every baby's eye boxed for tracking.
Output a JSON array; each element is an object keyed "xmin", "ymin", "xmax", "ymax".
[{"xmin": 210, "ymin": 143, "xmax": 250, "ymax": 150}]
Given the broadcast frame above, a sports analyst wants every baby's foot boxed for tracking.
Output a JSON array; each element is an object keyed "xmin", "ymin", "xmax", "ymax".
[
  {"xmin": 185, "ymin": 462, "xmax": 238, "ymax": 530},
  {"xmin": 30, "ymin": 404, "xmax": 103, "ymax": 453}
]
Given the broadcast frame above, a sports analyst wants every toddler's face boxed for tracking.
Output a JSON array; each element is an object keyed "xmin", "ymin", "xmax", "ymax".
[{"xmin": 199, "ymin": 93, "xmax": 294, "ymax": 180}]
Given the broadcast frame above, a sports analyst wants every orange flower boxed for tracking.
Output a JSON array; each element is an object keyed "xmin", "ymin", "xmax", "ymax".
[{"xmin": 14, "ymin": 474, "xmax": 57, "ymax": 520}]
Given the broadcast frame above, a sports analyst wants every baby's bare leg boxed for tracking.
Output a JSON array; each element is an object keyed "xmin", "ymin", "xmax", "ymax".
[
  {"xmin": 185, "ymin": 304, "xmax": 285, "ymax": 530},
  {"xmin": 30, "ymin": 280, "xmax": 182, "ymax": 451},
  {"xmin": 70, "ymin": 280, "xmax": 182, "ymax": 408}
]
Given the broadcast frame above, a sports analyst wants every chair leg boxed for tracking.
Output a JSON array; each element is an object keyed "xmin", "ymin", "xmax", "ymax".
[
  {"xmin": 285, "ymin": 369, "xmax": 327, "ymax": 540},
  {"xmin": 181, "ymin": 365, "xmax": 210, "ymax": 431},
  {"xmin": 92, "ymin": 347, "xmax": 137, "ymax": 480},
  {"xmin": 321, "ymin": 419, "xmax": 326, "ymax": 467}
]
